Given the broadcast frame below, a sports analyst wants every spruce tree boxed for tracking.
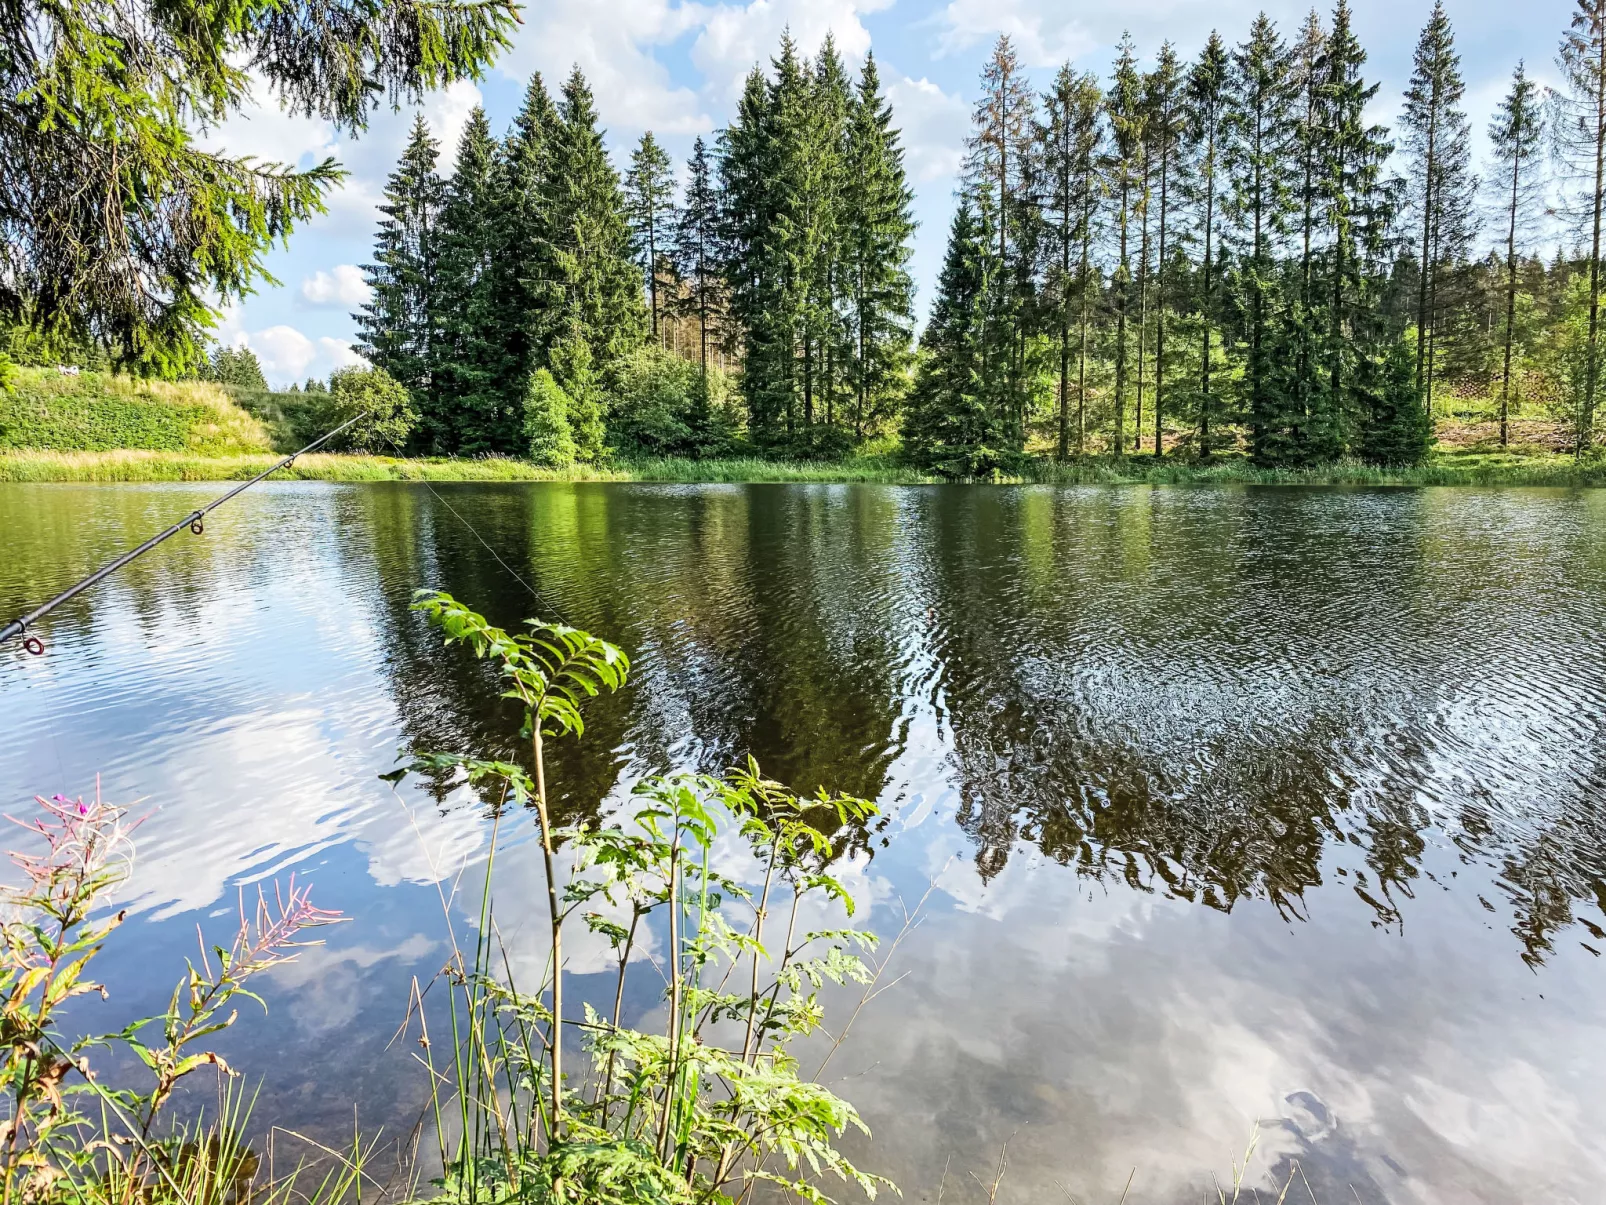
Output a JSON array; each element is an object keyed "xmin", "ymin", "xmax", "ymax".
[
  {"xmin": 965, "ymin": 35, "xmax": 1037, "ymax": 448},
  {"xmin": 356, "ymin": 113, "xmax": 443, "ymax": 429},
  {"xmin": 1358, "ymin": 337, "xmax": 1433, "ymax": 465},
  {"xmin": 1288, "ymin": 11, "xmax": 1328, "ymax": 445},
  {"xmin": 1187, "ymin": 34, "xmax": 1229, "ymax": 454},
  {"xmin": 840, "ymin": 53, "xmax": 916, "ymax": 440},
  {"xmin": 1144, "ymin": 43, "xmax": 1187, "ymax": 456},
  {"xmin": 1224, "ymin": 15, "xmax": 1294, "ymax": 464},
  {"xmin": 538, "ymin": 67, "xmax": 647, "ymax": 387},
  {"xmin": 1488, "ymin": 63, "xmax": 1546, "ymax": 446},
  {"xmin": 674, "ymin": 136, "xmax": 726, "ymax": 399},
  {"xmin": 492, "ymin": 73, "xmax": 559, "ymax": 422},
  {"xmin": 432, "ymin": 106, "xmax": 507, "ymax": 454},
  {"xmin": 801, "ymin": 38, "xmax": 852, "ymax": 439},
  {"xmin": 904, "ymin": 202, "xmax": 998, "ymax": 475},
  {"xmin": 1318, "ymin": 0, "xmax": 1398, "ymax": 460},
  {"xmin": 1555, "ymin": 0, "xmax": 1606, "ymax": 454},
  {"xmin": 625, "ymin": 132, "xmax": 677, "ymax": 343},
  {"xmin": 1402, "ymin": 0, "xmax": 1476, "ymax": 418},
  {"xmin": 720, "ymin": 66, "xmax": 789, "ymax": 442},
  {"xmin": 1041, "ymin": 65, "xmax": 1104, "ymax": 458},
  {"xmin": 1105, "ymin": 35, "xmax": 1147, "ymax": 454}
]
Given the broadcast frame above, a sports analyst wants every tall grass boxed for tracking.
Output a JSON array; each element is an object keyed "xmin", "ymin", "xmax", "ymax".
[{"xmin": 6, "ymin": 448, "xmax": 1604, "ymax": 486}]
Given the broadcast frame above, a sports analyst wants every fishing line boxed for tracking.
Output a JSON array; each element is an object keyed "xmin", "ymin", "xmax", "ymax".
[
  {"xmin": 1, "ymin": 412, "xmax": 368, "ymax": 652},
  {"xmin": 375, "ymin": 431, "xmax": 569, "ymax": 625}
]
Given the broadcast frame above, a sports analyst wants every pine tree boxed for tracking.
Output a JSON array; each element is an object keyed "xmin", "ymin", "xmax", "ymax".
[
  {"xmin": 1041, "ymin": 64, "xmax": 1104, "ymax": 458},
  {"xmin": 1318, "ymin": 0, "xmax": 1397, "ymax": 460},
  {"xmin": 1358, "ymin": 336, "xmax": 1433, "ymax": 464},
  {"xmin": 523, "ymin": 368, "xmax": 576, "ymax": 465},
  {"xmin": 356, "ymin": 113, "xmax": 443, "ymax": 429},
  {"xmin": 719, "ymin": 66, "xmax": 788, "ymax": 441},
  {"xmin": 539, "ymin": 66, "xmax": 647, "ymax": 386},
  {"xmin": 1288, "ymin": 11, "xmax": 1327, "ymax": 442},
  {"xmin": 625, "ymin": 132, "xmax": 677, "ymax": 343},
  {"xmin": 674, "ymin": 136, "xmax": 726, "ymax": 401},
  {"xmin": 904, "ymin": 202, "xmax": 999, "ymax": 475},
  {"xmin": 432, "ymin": 106, "xmax": 507, "ymax": 454},
  {"xmin": 1145, "ymin": 43, "xmax": 1187, "ymax": 456},
  {"xmin": 801, "ymin": 38, "xmax": 852, "ymax": 439},
  {"xmin": 492, "ymin": 73, "xmax": 559, "ymax": 421},
  {"xmin": 1402, "ymin": 0, "xmax": 1476, "ymax": 418},
  {"xmin": 840, "ymin": 52, "xmax": 916, "ymax": 440},
  {"xmin": 1187, "ymin": 33, "xmax": 1229, "ymax": 455},
  {"xmin": 965, "ymin": 35, "xmax": 1037, "ymax": 447},
  {"xmin": 1106, "ymin": 34, "xmax": 1147, "ymax": 454},
  {"xmin": 1488, "ymin": 63, "xmax": 1546, "ymax": 446},
  {"xmin": 1555, "ymin": 0, "xmax": 1606, "ymax": 454},
  {"xmin": 1224, "ymin": 14, "xmax": 1294, "ymax": 464}
]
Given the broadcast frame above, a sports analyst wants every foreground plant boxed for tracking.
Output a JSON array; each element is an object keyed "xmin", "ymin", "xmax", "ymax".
[
  {"xmin": 0, "ymin": 788, "xmax": 347, "ymax": 1205},
  {"xmin": 402, "ymin": 591, "xmax": 892, "ymax": 1205}
]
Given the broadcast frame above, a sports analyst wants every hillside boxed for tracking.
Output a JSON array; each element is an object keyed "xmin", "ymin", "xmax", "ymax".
[{"xmin": 0, "ymin": 368, "xmax": 274, "ymax": 455}]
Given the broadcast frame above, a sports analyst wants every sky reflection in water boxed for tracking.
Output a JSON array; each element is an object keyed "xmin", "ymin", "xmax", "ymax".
[{"xmin": 2, "ymin": 481, "xmax": 1604, "ymax": 1205}]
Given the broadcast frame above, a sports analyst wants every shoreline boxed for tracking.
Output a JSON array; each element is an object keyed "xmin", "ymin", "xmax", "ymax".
[{"xmin": 2, "ymin": 448, "xmax": 1605, "ymax": 487}]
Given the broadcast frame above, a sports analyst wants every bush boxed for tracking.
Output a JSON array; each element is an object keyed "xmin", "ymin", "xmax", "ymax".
[
  {"xmin": 607, "ymin": 345, "xmax": 732, "ymax": 458},
  {"xmin": 325, "ymin": 364, "xmax": 417, "ymax": 453},
  {"xmin": 523, "ymin": 368, "xmax": 577, "ymax": 466},
  {"xmin": 0, "ymin": 368, "xmax": 273, "ymax": 453}
]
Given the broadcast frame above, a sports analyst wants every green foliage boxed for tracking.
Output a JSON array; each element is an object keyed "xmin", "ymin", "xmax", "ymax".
[
  {"xmin": 608, "ymin": 346, "xmax": 732, "ymax": 458},
  {"xmin": 0, "ymin": 0, "xmax": 516, "ymax": 373},
  {"xmin": 550, "ymin": 329, "xmax": 607, "ymax": 463},
  {"xmin": 625, "ymin": 133, "xmax": 677, "ymax": 341},
  {"xmin": 206, "ymin": 346, "xmax": 268, "ymax": 390},
  {"xmin": 399, "ymin": 595, "xmax": 890, "ymax": 1205},
  {"xmin": 326, "ymin": 365, "xmax": 418, "ymax": 452},
  {"xmin": 1358, "ymin": 338, "xmax": 1434, "ymax": 465},
  {"xmin": 0, "ymin": 369, "xmax": 274, "ymax": 453},
  {"xmin": 524, "ymin": 369, "xmax": 578, "ymax": 467},
  {"xmin": 0, "ymin": 791, "xmax": 346, "ymax": 1205}
]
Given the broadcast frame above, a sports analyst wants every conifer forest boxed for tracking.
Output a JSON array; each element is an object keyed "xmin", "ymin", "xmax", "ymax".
[{"xmin": 354, "ymin": 4, "xmax": 1603, "ymax": 475}]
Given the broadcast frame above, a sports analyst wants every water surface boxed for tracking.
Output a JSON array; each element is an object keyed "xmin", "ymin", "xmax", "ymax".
[{"xmin": 2, "ymin": 481, "xmax": 1605, "ymax": 1204}]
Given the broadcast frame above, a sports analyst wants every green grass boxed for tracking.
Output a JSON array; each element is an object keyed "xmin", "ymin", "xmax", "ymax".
[
  {"xmin": 0, "ymin": 369, "xmax": 274, "ymax": 455},
  {"xmin": 3, "ymin": 447, "xmax": 1604, "ymax": 485}
]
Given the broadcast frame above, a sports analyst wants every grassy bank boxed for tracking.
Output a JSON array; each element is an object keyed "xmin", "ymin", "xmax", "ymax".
[
  {"xmin": 0, "ymin": 368, "xmax": 274, "ymax": 455},
  {"xmin": 3, "ymin": 446, "xmax": 1605, "ymax": 486}
]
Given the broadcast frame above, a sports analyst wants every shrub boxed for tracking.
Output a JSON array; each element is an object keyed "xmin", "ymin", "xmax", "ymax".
[
  {"xmin": 523, "ymin": 368, "xmax": 577, "ymax": 466},
  {"xmin": 326, "ymin": 364, "xmax": 418, "ymax": 452},
  {"xmin": 607, "ymin": 345, "xmax": 732, "ymax": 458},
  {"xmin": 551, "ymin": 330, "xmax": 606, "ymax": 463},
  {"xmin": 400, "ymin": 593, "xmax": 891, "ymax": 1205}
]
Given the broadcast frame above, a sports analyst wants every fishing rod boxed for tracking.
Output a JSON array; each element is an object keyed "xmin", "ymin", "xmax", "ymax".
[{"xmin": 1, "ymin": 412, "xmax": 368, "ymax": 654}]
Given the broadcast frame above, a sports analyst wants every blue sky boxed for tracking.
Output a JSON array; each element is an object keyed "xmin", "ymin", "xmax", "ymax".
[{"xmin": 208, "ymin": 0, "xmax": 1567, "ymax": 386}]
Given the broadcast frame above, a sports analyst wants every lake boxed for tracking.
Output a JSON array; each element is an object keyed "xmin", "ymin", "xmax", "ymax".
[{"xmin": 2, "ymin": 481, "xmax": 1605, "ymax": 1204}]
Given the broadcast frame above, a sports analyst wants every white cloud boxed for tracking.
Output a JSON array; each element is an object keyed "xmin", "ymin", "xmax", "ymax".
[
  {"xmin": 501, "ymin": 0, "xmax": 709, "ymax": 134},
  {"xmin": 692, "ymin": 0, "xmax": 891, "ymax": 101},
  {"xmin": 888, "ymin": 75, "xmax": 969, "ymax": 183},
  {"xmin": 300, "ymin": 264, "xmax": 373, "ymax": 308}
]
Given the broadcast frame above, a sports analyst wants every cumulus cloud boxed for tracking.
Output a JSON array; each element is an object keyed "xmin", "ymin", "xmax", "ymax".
[
  {"xmin": 888, "ymin": 75, "xmax": 969, "ymax": 183},
  {"xmin": 300, "ymin": 265, "xmax": 373, "ymax": 308},
  {"xmin": 692, "ymin": 0, "xmax": 890, "ymax": 99}
]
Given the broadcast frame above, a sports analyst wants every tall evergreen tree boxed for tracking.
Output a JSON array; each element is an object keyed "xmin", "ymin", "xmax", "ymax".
[
  {"xmin": 492, "ymin": 73, "xmax": 560, "ymax": 419},
  {"xmin": 432, "ymin": 106, "xmax": 508, "ymax": 454},
  {"xmin": 840, "ymin": 53, "xmax": 917, "ymax": 439},
  {"xmin": 1555, "ymin": 0, "xmax": 1606, "ymax": 454},
  {"xmin": 625, "ymin": 132, "xmax": 677, "ymax": 343},
  {"xmin": 1488, "ymin": 63, "xmax": 1546, "ymax": 446},
  {"xmin": 904, "ymin": 202, "xmax": 999, "ymax": 475},
  {"xmin": 1144, "ymin": 43, "xmax": 1188, "ymax": 455},
  {"xmin": 965, "ymin": 35, "xmax": 1037, "ymax": 446},
  {"xmin": 1319, "ymin": 0, "xmax": 1402, "ymax": 461},
  {"xmin": 539, "ymin": 65, "xmax": 647, "ymax": 424},
  {"xmin": 1106, "ymin": 34, "xmax": 1147, "ymax": 454},
  {"xmin": 356, "ymin": 114, "xmax": 443, "ymax": 425},
  {"xmin": 1188, "ymin": 33, "xmax": 1230, "ymax": 454},
  {"xmin": 1402, "ymin": 0, "xmax": 1476, "ymax": 417},
  {"xmin": 1041, "ymin": 64, "xmax": 1105, "ymax": 458},
  {"xmin": 1288, "ymin": 11, "xmax": 1328, "ymax": 440},
  {"xmin": 1224, "ymin": 14, "xmax": 1294, "ymax": 463},
  {"xmin": 674, "ymin": 136, "xmax": 726, "ymax": 396}
]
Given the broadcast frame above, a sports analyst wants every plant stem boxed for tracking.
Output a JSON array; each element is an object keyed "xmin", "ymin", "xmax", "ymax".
[{"xmin": 530, "ymin": 725, "xmax": 563, "ymax": 1138}]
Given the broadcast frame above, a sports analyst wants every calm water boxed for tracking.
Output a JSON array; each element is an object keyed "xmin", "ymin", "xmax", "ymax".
[{"xmin": 3, "ymin": 481, "xmax": 1606, "ymax": 1204}]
